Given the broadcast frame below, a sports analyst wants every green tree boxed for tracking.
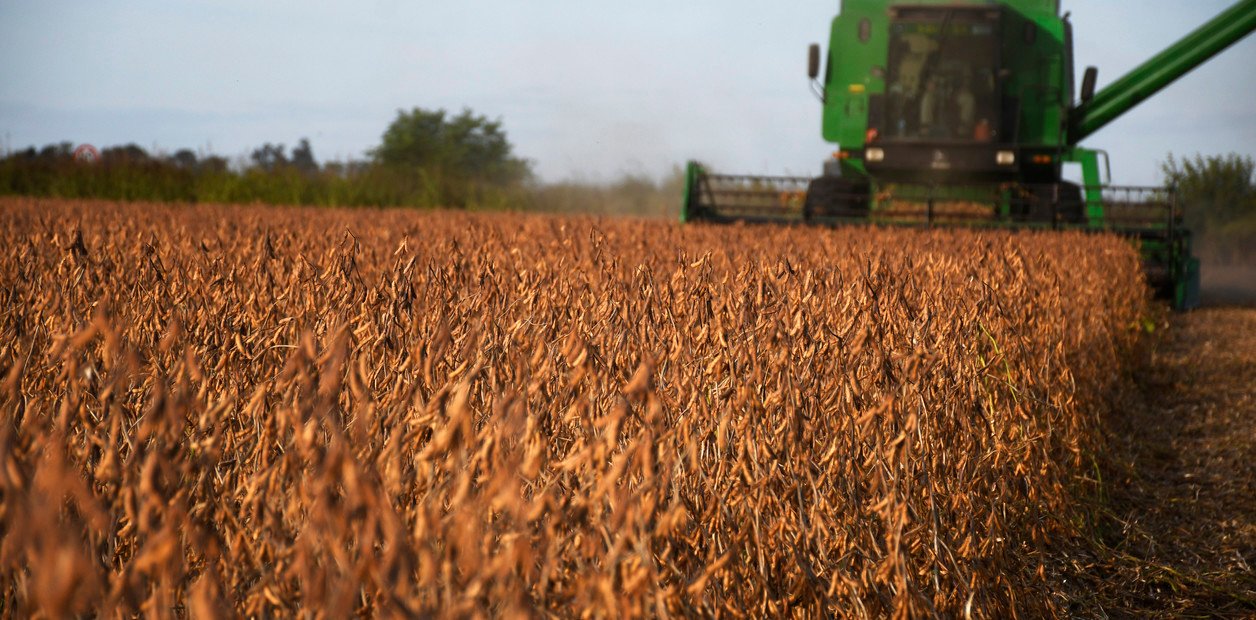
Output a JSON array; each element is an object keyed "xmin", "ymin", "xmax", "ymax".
[
  {"xmin": 103, "ymin": 144, "xmax": 150, "ymax": 163},
  {"xmin": 1162, "ymin": 153, "xmax": 1255, "ymax": 233},
  {"xmin": 291, "ymin": 138, "xmax": 318, "ymax": 175},
  {"xmin": 371, "ymin": 107, "xmax": 531, "ymax": 186},
  {"xmin": 169, "ymin": 149, "xmax": 199, "ymax": 169},
  {"xmin": 250, "ymin": 143, "xmax": 289, "ymax": 172}
]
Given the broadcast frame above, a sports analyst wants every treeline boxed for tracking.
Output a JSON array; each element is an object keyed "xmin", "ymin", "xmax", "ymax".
[
  {"xmin": 0, "ymin": 108, "xmax": 537, "ymax": 210},
  {"xmin": 0, "ymin": 106, "xmax": 685, "ymax": 218},
  {"xmin": 0, "ymin": 142, "xmax": 520, "ymax": 210},
  {"xmin": 3, "ymin": 140, "xmax": 372, "ymax": 207}
]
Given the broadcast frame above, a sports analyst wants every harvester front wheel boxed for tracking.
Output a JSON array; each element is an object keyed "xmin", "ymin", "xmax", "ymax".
[
  {"xmin": 803, "ymin": 176, "xmax": 870, "ymax": 220},
  {"xmin": 1021, "ymin": 183, "xmax": 1085, "ymax": 225},
  {"xmin": 1055, "ymin": 182, "xmax": 1086, "ymax": 223}
]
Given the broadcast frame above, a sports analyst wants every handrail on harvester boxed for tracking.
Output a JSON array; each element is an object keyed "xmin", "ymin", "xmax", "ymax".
[{"xmin": 1068, "ymin": 0, "xmax": 1256, "ymax": 144}]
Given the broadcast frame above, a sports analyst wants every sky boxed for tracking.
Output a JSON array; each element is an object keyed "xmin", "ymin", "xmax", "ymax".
[{"xmin": 1, "ymin": 1, "xmax": 1253, "ymax": 186}]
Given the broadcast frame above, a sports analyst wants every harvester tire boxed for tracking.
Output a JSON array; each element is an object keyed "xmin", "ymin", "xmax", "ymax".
[
  {"xmin": 1022, "ymin": 183, "xmax": 1085, "ymax": 225},
  {"xmin": 804, "ymin": 177, "xmax": 869, "ymax": 220},
  {"xmin": 1057, "ymin": 182, "xmax": 1085, "ymax": 223}
]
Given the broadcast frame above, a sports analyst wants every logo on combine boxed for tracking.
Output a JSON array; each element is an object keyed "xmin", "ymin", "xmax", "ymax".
[
  {"xmin": 930, "ymin": 149, "xmax": 951, "ymax": 170},
  {"xmin": 73, "ymin": 144, "xmax": 100, "ymax": 164}
]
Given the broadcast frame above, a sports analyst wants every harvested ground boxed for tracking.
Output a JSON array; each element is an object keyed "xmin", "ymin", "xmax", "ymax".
[{"xmin": 1079, "ymin": 307, "xmax": 1256, "ymax": 617}]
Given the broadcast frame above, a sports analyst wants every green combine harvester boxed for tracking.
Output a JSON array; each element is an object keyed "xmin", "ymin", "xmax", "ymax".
[{"xmin": 683, "ymin": 0, "xmax": 1256, "ymax": 310}]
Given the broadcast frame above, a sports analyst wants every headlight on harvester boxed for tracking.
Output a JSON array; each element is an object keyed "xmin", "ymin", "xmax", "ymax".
[
  {"xmin": 996, "ymin": 150, "xmax": 1016, "ymax": 165},
  {"xmin": 866, "ymin": 147, "xmax": 885, "ymax": 162}
]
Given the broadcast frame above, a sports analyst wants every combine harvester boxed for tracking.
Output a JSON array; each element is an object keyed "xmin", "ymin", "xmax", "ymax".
[{"xmin": 683, "ymin": 0, "xmax": 1256, "ymax": 309}]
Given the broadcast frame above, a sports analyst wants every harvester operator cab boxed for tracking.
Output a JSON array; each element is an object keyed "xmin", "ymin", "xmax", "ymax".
[
  {"xmin": 884, "ymin": 9, "xmax": 1001, "ymax": 142},
  {"xmin": 866, "ymin": 6, "xmax": 1014, "ymax": 183}
]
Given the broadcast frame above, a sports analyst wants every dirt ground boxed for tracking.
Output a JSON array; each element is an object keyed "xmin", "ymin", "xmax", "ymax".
[{"xmin": 1080, "ymin": 307, "xmax": 1256, "ymax": 617}]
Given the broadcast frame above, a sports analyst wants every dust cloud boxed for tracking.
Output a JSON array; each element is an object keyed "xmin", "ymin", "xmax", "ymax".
[{"xmin": 1197, "ymin": 234, "xmax": 1256, "ymax": 307}]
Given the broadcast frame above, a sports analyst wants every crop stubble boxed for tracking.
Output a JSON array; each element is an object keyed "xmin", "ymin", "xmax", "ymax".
[{"xmin": 0, "ymin": 197, "xmax": 1148, "ymax": 617}]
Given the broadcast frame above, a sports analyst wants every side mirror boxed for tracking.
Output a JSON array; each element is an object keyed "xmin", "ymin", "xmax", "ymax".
[
  {"xmin": 1080, "ymin": 66, "xmax": 1098, "ymax": 103},
  {"xmin": 808, "ymin": 44, "xmax": 821, "ymax": 80}
]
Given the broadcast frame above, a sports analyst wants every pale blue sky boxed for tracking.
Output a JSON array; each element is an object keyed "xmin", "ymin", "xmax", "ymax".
[{"xmin": 1, "ymin": 1, "xmax": 1253, "ymax": 185}]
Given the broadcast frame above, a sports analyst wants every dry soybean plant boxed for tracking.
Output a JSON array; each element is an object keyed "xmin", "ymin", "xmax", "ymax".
[{"xmin": 0, "ymin": 197, "xmax": 1147, "ymax": 617}]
